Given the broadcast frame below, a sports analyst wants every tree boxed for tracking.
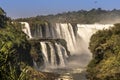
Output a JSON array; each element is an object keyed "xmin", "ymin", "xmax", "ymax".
[{"xmin": 0, "ymin": 7, "xmax": 9, "ymax": 28}]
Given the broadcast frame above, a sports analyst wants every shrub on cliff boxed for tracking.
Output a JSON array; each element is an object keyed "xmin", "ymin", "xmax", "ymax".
[{"xmin": 87, "ymin": 23, "xmax": 120, "ymax": 80}]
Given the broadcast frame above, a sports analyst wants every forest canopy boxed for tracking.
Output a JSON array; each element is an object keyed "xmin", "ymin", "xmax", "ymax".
[{"xmin": 15, "ymin": 8, "xmax": 120, "ymax": 24}]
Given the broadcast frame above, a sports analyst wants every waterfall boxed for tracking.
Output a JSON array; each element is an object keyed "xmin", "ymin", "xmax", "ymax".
[
  {"xmin": 55, "ymin": 23, "xmax": 77, "ymax": 53},
  {"xmin": 30, "ymin": 23, "xmax": 77, "ymax": 53},
  {"xmin": 40, "ymin": 42, "xmax": 49, "ymax": 66},
  {"xmin": 20, "ymin": 22, "xmax": 113, "ymax": 69},
  {"xmin": 31, "ymin": 23, "xmax": 54, "ymax": 38},
  {"xmin": 32, "ymin": 24, "xmax": 43, "ymax": 38},
  {"xmin": 21, "ymin": 22, "xmax": 32, "ymax": 38},
  {"xmin": 55, "ymin": 43, "xmax": 67, "ymax": 67},
  {"xmin": 77, "ymin": 24, "xmax": 113, "ymax": 45},
  {"xmin": 48, "ymin": 42, "xmax": 57, "ymax": 67},
  {"xmin": 76, "ymin": 24, "xmax": 113, "ymax": 55},
  {"xmin": 39, "ymin": 41, "xmax": 69, "ymax": 69},
  {"xmin": 76, "ymin": 24, "xmax": 97, "ymax": 54}
]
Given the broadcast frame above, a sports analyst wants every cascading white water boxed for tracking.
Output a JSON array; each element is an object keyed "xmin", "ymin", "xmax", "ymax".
[
  {"xmin": 40, "ymin": 42, "xmax": 49, "ymax": 66},
  {"xmin": 30, "ymin": 23, "xmax": 77, "ymax": 53},
  {"xmin": 21, "ymin": 22, "xmax": 114, "ymax": 69},
  {"xmin": 45, "ymin": 25, "xmax": 51, "ymax": 38},
  {"xmin": 54, "ymin": 23, "xmax": 113, "ymax": 55},
  {"xmin": 77, "ymin": 24, "xmax": 113, "ymax": 53},
  {"xmin": 21, "ymin": 22, "xmax": 32, "ymax": 38},
  {"xmin": 31, "ymin": 23, "xmax": 55, "ymax": 38},
  {"xmin": 76, "ymin": 24, "xmax": 97, "ymax": 54},
  {"xmin": 55, "ymin": 23, "xmax": 77, "ymax": 53},
  {"xmin": 39, "ymin": 41, "xmax": 69, "ymax": 69},
  {"xmin": 48, "ymin": 42, "xmax": 57, "ymax": 67},
  {"xmin": 55, "ymin": 43, "xmax": 66, "ymax": 67},
  {"xmin": 33, "ymin": 24, "xmax": 43, "ymax": 38},
  {"xmin": 75, "ymin": 24, "xmax": 113, "ymax": 65}
]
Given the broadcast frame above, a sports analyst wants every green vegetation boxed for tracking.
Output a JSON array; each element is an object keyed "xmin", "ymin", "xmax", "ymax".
[
  {"xmin": 0, "ymin": 7, "xmax": 9, "ymax": 28},
  {"xmin": 0, "ymin": 7, "xmax": 33, "ymax": 80},
  {"xmin": 87, "ymin": 24, "xmax": 120, "ymax": 80},
  {"xmin": 16, "ymin": 8, "xmax": 120, "ymax": 24},
  {"xmin": 30, "ymin": 41, "xmax": 44, "ymax": 67},
  {"xmin": 0, "ymin": 8, "xmax": 48, "ymax": 80}
]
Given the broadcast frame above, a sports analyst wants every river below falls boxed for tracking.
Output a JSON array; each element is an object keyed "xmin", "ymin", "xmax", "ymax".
[
  {"xmin": 55, "ymin": 68, "xmax": 87, "ymax": 80},
  {"xmin": 41, "ymin": 54, "xmax": 90, "ymax": 80},
  {"xmin": 42, "ymin": 67, "xmax": 87, "ymax": 80}
]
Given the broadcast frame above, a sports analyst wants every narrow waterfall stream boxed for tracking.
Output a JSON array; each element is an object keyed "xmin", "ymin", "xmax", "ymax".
[{"xmin": 21, "ymin": 22, "xmax": 113, "ymax": 80}]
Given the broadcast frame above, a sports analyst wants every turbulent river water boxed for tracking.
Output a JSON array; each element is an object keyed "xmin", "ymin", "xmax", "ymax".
[
  {"xmin": 54, "ymin": 68, "xmax": 87, "ymax": 80},
  {"xmin": 42, "ymin": 53, "xmax": 90, "ymax": 80}
]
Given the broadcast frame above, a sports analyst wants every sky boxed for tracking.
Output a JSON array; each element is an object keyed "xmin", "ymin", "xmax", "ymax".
[{"xmin": 0, "ymin": 0, "xmax": 120, "ymax": 19}]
